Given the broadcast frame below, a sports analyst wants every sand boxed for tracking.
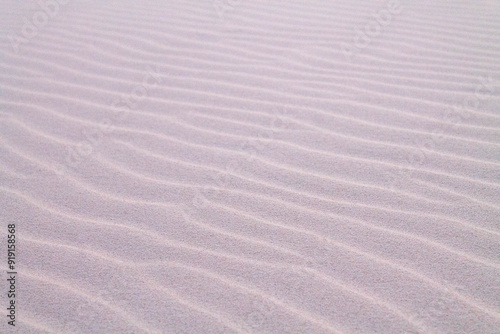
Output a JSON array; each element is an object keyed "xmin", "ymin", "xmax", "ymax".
[{"xmin": 0, "ymin": 0, "xmax": 499, "ymax": 333}]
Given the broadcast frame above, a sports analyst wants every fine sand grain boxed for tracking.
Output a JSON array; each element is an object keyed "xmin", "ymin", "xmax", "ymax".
[{"xmin": 0, "ymin": 1, "xmax": 499, "ymax": 333}]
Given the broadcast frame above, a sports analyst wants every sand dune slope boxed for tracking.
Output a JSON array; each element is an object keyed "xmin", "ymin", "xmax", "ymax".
[{"xmin": 0, "ymin": 0, "xmax": 499, "ymax": 333}]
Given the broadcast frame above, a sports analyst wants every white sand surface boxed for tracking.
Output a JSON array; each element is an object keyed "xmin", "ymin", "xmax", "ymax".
[{"xmin": 0, "ymin": 0, "xmax": 499, "ymax": 333}]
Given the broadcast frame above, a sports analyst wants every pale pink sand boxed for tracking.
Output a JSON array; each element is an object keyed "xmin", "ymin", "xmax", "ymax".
[{"xmin": 0, "ymin": 0, "xmax": 499, "ymax": 333}]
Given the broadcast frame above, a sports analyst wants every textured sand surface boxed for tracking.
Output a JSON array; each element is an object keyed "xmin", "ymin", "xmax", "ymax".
[{"xmin": 0, "ymin": 0, "xmax": 499, "ymax": 333}]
